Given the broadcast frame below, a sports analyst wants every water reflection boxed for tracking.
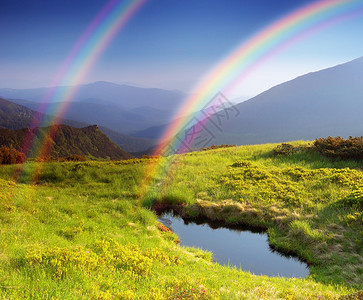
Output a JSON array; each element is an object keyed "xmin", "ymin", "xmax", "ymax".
[{"xmin": 159, "ymin": 211, "xmax": 309, "ymax": 278}]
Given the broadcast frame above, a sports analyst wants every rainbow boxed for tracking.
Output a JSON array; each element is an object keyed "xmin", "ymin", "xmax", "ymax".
[
  {"xmin": 18, "ymin": 0, "xmax": 147, "ymax": 167},
  {"xmin": 140, "ymin": 0, "xmax": 363, "ymax": 198}
]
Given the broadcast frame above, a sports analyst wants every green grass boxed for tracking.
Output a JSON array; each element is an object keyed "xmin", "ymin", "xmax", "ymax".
[
  {"xmin": 0, "ymin": 142, "xmax": 361, "ymax": 299},
  {"xmin": 149, "ymin": 142, "xmax": 362, "ymax": 286}
]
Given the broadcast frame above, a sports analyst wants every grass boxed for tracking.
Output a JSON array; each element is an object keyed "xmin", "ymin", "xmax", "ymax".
[
  {"xmin": 0, "ymin": 142, "xmax": 361, "ymax": 299},
  {"xmin": 149, "ymin": 142, "xmax": 362, "ymax": 287}
]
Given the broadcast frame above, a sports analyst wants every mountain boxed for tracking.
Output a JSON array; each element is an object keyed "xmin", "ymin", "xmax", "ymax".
[
  {"xmin": 0, "ymin": 98, "xmax": 155, "ymax": 153},
  {"xmin": 5, "ymin": 56, "xmax": 362, "ymax": 153},
  {"xmin": 180, "ymin": 56, "xmax": 363, "ymax": 149},
  {"xmin": 0, "ymin": 97, "xmax": 42, "ymax": 130},
  {"xmin": 0, "ymin": 97, "xmax": 87, "ymax": 130},
  {"xmin": 0, "ymin": 81, "xmax": 186, "ymax": 111},
  {"xmin": 0, "ymin": 82, "xmax": 186, "ymax": 142},
  {"xmin": 98, "ymin": 126, "xmax": 155, "ymax": 155},
  {"xmin": 131, "ymin": 124, "xmax": 167, "ymax": 139},
  {"xmin": 6, "ymin": 99, "xmax": 173, "ymax": 135},
  {"xmin": 0, "ymin": 124, "xmax": 133, "ymax": 160}
]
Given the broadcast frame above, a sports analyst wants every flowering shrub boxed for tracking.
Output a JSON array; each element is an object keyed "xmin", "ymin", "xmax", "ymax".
[
  {"xmin": 344, "ymin": 212, "xmax": 362, "ymax": 226},
  {"xmin": 339, "ymin": 290, "xmax": 363, "ymax": 300},
  {"xmin": 314, "ymin": 136, "xmax": 363, "ymax": 159},
  {"xmin": 231, "ymin": 160, "xmax": 252, "ymax": 168},
  {"xmin": 340, "ymin": 187, "xmax": 363, "ymax": 208},
  {"xmin": 158, "ymin": 276, "xmax": 219, "ymax": 300},
  {"xmin": 25, "ymin": 239, "xmax": 180, "ymax": 280}
]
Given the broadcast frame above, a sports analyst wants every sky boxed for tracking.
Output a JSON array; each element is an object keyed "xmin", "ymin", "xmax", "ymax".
[{"xmin": 1, "ymin": 0, "xmax": 363, "ymax": 99}]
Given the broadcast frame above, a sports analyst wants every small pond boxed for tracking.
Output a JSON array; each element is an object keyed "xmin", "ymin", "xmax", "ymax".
[{"xmin": 159, "ymin": 211, "xmax": 309, "ymax": 278}]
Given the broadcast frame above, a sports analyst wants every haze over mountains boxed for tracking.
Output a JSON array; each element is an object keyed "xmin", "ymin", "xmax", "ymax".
[
  {"xmin": 0, "ymin": 81, "xmax": 186, "ymax": 110},
  {"xmin": 1, "ymin": 82, "xmax": 184, "ymax": 135},
  {"xmin": 0, "ymin": 98, "xmax": 154, "ymax": 154},
  {"xmin": 1, "ymin": 56, "xmax": 362, "ymax": 154},
  {"xmin": 179, "ymin": 56, "xmax": 363, "ymax": 149},
  {"xmin": 0, "ymin": 124, "xmax": 133, "ymax": 160},
  {"xmin": 0, "ymin": 97, "xmax": 87, "ymax": 130}
]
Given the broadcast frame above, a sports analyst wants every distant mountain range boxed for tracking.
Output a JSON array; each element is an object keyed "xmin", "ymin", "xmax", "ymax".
[
  {"xmin": 0, "ymin": 97, "xmax": 154, "ymax": 154},
  {"xmin": 0, "ymin": 82, "xmax": 185, "ymax": 135},
  {"xmin": 6, "ymin": 100, "xmax": 172, "ymax": 134},
  {"xmin": 1, "ymin": 57, "xmax": 362, "ymax": 153},
  {"xmin": 0, "ymin": 124, "xmax": 133, "ymax": 160},
  {"xmin": 178, "ymin": 56, "xmax": 363, "ymax": 149},
  {"xmin": 0, "ymin": 97, "xmax": 86, "ymax": 130},
  {"xmin": 0, "ymin": 81, "xmax": 186, "ymax": 110}
]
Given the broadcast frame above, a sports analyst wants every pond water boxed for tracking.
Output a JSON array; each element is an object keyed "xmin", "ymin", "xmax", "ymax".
[{"xmin": 159, "ymin": 212, "xmax": 309, "ymax": 278}]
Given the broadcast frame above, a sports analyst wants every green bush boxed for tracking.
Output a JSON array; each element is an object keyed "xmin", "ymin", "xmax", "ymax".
[
  {"xmin": 313, "ymin": 136, "xmax": 363, "ymax": 160},
  {"xmin": 201, "ymin": 144, "xmax": 235, "ymax": 151},
  {"xmin": 0, "ymin": 145, "xmax": 26, "ymax": 165},
  {"xmin": 34, "ymin": 156, "xmax": 59, "ymax": 162},
  {"xmin": 341, "ymin": 187, "xmax": 363, "ymax": 209},
  {"xmin": 231, "ymin": 160, "xmax": 253, "ymax": 168},
  {"xmin": 35, "ymin": 155, "xmax": 87, "ymax": 162},
  {"xmin": 272, "ymin": 143, "xmax": 295, "ymax": 156},
  {"xmin": 62, "ymin": 155, "xmax": 87, "ymax": 162}
]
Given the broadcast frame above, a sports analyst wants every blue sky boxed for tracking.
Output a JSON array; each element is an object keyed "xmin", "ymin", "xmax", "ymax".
[{"xmin": 1, "ymin": 0, "xmax": 363, "ymax": 98}]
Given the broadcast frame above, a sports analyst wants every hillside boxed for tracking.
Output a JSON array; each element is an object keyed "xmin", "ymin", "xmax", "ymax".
[
  {"xmin": 0, "ymin": 142, "xmax": 361, "ymax": 299},
  {"xmin": 0, "ymin": 97, "xmax": 43, "ymax": 130},
  {"xmin": 99, "ymin": 126, "xmax": 155, "ymax": 155},
  {"xmin": 0, "ymin": 82, "xmax": 184, "ymax": 138},
  {"xmin": 7, "ymin": 97, "xmax": 175, "ymax": 136},
  {"xmin": 0, "ymin": 98, "xmax": 155, "ymax": 153},
  {"xmin": 211, "ymin": 56, "xmax": 363, "ymax": 145},
  {"xmin": 147, "ymin": 57, "xmax": 363, "ymax": 150},
  {"xmin": 3, "ymin": 57, "xmax": 363, "ymax": 152},
  {"xmin": 0, "ymin": 97, "xmax": 89, "ymax": 130},
  {"xmin": 0, "ymin": 124, "xmax": 133, "ymax": 160}
]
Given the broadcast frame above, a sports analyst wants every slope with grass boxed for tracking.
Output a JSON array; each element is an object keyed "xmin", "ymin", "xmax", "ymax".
[
  {"xmin": 0, "ymin": 124, "xmax": 133, "ymax": 160},
  {"xmin": 0, "ymin": 97, "xmax": 88, "ymax": 130},
  {"xmin": 0, "ymin": 142, "xmax": 361, "ymax": 299},
  {"xmin": 178, "ymin": 57, "xmax": 363, "ymax": 148},
  {"xmin": 0, "ymin": 97, "xmax": 155, "ymax": 153},
  {"xmin": 147, "ymin": 142, "xmax": 363, "ymax": 288}
]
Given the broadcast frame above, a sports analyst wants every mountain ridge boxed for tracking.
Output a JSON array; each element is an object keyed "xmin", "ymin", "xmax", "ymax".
[
  {"xmin": 2, "ymin": 57, "xmax": 363, "ymax": 152},
  {"xmin": 0, "ymin": 124, "xmax": 133, "ymax": 160},
  {"xmin": 0, "ymin": 97, "xmax": 154, "ymax": 153},
  {"xmin": 0, "ymin": 81, "xmax": 186, "ymax": 111},
  {"xmin": 169, "ymin": 56, "xmax": 363, "ymax": 150}
]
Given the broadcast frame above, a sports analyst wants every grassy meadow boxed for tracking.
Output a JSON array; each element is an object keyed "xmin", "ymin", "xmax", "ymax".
[{"xmin": 0, "ymin": 141, "xmax": 362, "ymax": 299}]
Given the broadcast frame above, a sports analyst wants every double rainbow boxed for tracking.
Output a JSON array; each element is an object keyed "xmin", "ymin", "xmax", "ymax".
[
  {"xmin": 140, "ymin": 0, "xmax": 363, "ymax": 198},
  {"xmin": 14, "ymin": 0, "xmax": 363, "ymax": 191}
]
